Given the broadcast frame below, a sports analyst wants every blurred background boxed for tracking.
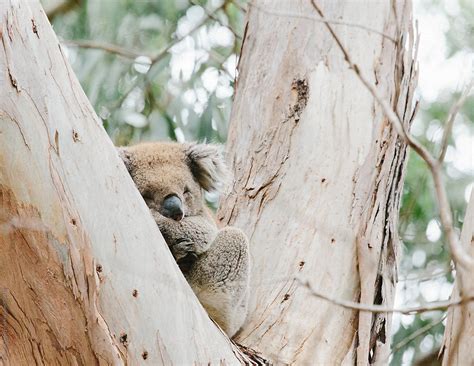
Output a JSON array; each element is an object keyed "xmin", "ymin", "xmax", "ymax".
[{"xmin": 40, "ymin": 0, "xmax": 473, "ymax": 364}]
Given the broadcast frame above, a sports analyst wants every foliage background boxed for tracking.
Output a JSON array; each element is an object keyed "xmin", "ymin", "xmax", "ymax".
[{"xmin": 41, "ymin": 0, "xmax": 473, "ymax": 364}]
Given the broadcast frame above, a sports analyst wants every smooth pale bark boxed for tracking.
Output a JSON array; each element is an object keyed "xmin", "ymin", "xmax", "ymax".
[
  {"xmin": 218, "ymin": 1, "xmax": 417, "ymax": 364},
  {"xmin": 0, "ymin": 1, "xmax": 244, "ymax": 364},
  {"xmin": 442, "ymin": 192, "xmax": 474, "ymax": 365}
]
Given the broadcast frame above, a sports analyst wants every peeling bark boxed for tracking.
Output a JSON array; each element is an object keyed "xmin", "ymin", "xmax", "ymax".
[
  {"xmin": 0, "ymin": 1, "xmax": 243, "ymax": 364},
  {"xmin": 218, "ymin": 1, "xmax": 417, "ymax": 364},
  {"xmin": 441, "ymin": 192, "xmax": 474, "ymax": 366}
]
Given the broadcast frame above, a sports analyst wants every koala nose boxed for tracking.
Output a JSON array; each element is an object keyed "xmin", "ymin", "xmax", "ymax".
[{"xmin": 161, "ymin": 195, "xmax": 184, "ymax": 221}]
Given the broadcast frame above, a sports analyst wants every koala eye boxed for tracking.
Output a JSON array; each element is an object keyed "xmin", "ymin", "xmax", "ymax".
[{"xmin": 184, "ymin": 186, "xmax": 191, "ymax": 195}]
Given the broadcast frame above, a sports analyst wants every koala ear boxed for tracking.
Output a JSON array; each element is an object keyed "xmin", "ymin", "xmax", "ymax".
[
  {"xmin": 117, "ymin": 147, "xmax": 133, "ymax": 172},
  {"xmin": 185, "ymin": 143, "xmax": 230, "ymax": 192}
]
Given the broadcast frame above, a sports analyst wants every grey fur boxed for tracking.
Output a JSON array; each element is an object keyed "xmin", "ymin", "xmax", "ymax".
[
  {"xmin": 186, "ymin": 227, "xmax": 249, "ymax": 336},
  {"xmin": 117, "ymin": 147, "xmax": 132, "ymax": 171},
  {"xmin": 118, "ymin": 141, "xmax": 249, "ymax": 336},
  {"xmin": 185, "ymin": 143, "xmax": 231, "ymax": 193}
]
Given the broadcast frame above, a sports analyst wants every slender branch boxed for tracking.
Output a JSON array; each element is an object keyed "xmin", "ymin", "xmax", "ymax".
[
  {"xmin": 62, "ymin": 3, "xmax": 239, "ymax": 75},
  {"xmin": 298, "ymin": 278, "xmax": 474, "ymax": 315},
  {"xmin": 438, "ymin": 80, "xmax": 473, "ymax": 163},
  {"xmin": 310, "ymin": 1, "xmax": 431, "ymax": 165},
  {"xmin": 389, "ymin": 315, "xmax": 446, "ymax": 359},
  {"xmin": 310, "ymin": 0, "xmax": 474, "ymax": 270},
  {"xmin": 399, "ymin": 170, "xmax": 427, "ymax": 228},
  {"xmin": 208, "ymin": 49, "xmax": 236, "ymax": 80},
  {"xmin": 110, "ymin": 4, "xmax": 224, "ymax": 110},
  {"xmin": 45, "ymin": 0, "xmax": 80, "ymax": 21},
  {"xmin": 147, "ymin": 0, "xmax": 233, "ymax": 67},
  {"xmin": 431, "ymin": 167, "xmax": 473, "ymax": 268},
  {"xmin": 249, "ymin": 1, "xmax": 396, "ymax": 43},
  {"xmin": 189, "ymin": 0, "xmax": 242, "ymax": 40},
  {"xmin": 62, "ymin": 39, "xmax": 150, "ymax": 62},
  {"xmin": 229, "ymin": 0, "xmax": 247, "ymax": 13},
  {"xmin": 398, "ymin": 266, "xmax": 452, "ymax": 283}
]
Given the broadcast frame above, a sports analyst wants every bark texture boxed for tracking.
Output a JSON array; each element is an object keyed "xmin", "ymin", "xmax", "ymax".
[
  {"xmin": 218, "ymin": 1, "xmax": 417, "ymax": 364},
  {"xmin": 441, "ymin": 192, "xmax": 474, "ymax": 366},
  {"xmin": 0, "ymin": 1, "xmax": 243, "ymax": 364}
]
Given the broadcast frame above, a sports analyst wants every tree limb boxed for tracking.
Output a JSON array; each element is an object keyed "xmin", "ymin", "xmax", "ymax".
[
  {"xmin": 112, "ymin": 2, "xmax": 228, "ymax": 110},
  {"xmin": 249, "ymin": 1, "xmax": 396, "ymax": 43},
  {"xmin": 189, "ymin": 0, "xmax": 242, "ymax": 40},
  {"xmin": 438, "ymin": 80, "xmax": 473, "ymax": 163},
  {"xmin": 62, "ymin": 39, "xmax": 150, "ymax": 62},
  {"xmin": 298, "ymin": 278, "xmax": 474, "ymax": 315},
  {"xmin": 45, "ymin": 0, "xmax": 80, "ymax": 21},
  {"xmin": 310, "ymin": 0, "xmax": 474, "ymax": 270},
  {"xmin": 0, "ymin": 1, "xmax": 245, "ymax": 363}
]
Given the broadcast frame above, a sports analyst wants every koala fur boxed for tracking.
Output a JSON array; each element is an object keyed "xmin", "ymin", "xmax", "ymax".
[{"xmin": 118, "ymin": 142, "xmax": 250, "ymax": 337}]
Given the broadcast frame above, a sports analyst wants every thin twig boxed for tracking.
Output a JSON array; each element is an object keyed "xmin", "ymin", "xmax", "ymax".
[
  {"xmin": 62, "ymin": 39, "xmax": 150, "ymax": 62},
  {"xmin": 298, "ymin": 278, "xmax": 474, "ymax": 314},
  {"xmin": 229, "ymin": 0, "xmax": 247, "ymax": 13},
  {"xmin": 147, "ymin": 1, "xmax": 232, "ymax": 67},
  {"xmin": 389, "ymin": 314, "xmax": 446, "ymax": 359},
  {"xmin": 399, "ymin": 171, "xmax": 428, "ymax": 228},
  {"xmin": 398, "ymin": 266, "xmax": 452, "ymax": 283},
  {"xmin": 62, "ymin": 2, "xmax": 239, "ymax": 76},
  {"xmin": 310, "ymin": 0, "xmax": 474, "ymax": 270},
  {"xmin": 438, "ymin": 80, "xmax": 473, "ymax": 163},
  {"xmin": 208, "ymin": 49, "xmax": 236, "ymax": 80},
  {"xmin": 249, "ymin": 1, "xmax": 396, "ymax": 43},
  {"xmin": 61, "ymin": 4, "xmax": 233, "ymax": 66},
  {"xmin": 45, "ymin": 0, "xmax": 80, "ymax": 21},
  {"xmin": 111, "ymin": 4, "xmax": 226, "ymax": 110},
  {"xmin": 189, "ymin": 0, "xmax": 242, "ymax": 40}
]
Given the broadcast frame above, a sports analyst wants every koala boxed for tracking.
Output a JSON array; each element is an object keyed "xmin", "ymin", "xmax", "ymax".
[{"xmin": 118, "ymin": 142, "xmax": 250, "ymax": 337}]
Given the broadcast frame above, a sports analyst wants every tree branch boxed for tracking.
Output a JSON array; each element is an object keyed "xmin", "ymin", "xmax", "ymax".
[
  {"xmin": 398, "ymin": 266, "xmax": 452, "ymax": 283},
  {"xmin": 62, "ymin": 39, "xmax": 150, "ymax": 62},
  {"xmin": 112, "ymin": 2, "xmax": 228, "ymax": 110},
  {"xmin": 438, "ymin": 80, "xmax": 473, "ymax": 163},
  {"xmin": 389, "ymin": 315, "xmax": 446, "ymax": 360},
  {"xmin": 229, "ymin": 0, "xmax": 247, "ymax": 13},
  {"xmin": 45, "ymin": 0, "xmax": 80, "ymax": 21},
  {"xmin": 0, "ymin": 1, "xmax": 245, "ymax": 362},
  {"xmin": 310, "ymin": 0, "xmax": 474, "ymax": 270},
  {"xmin": 189, "ymin": 0, "xmax": 242, "ymax": 40},
  {"xmin": 249, "ymin": 1, "xmax": 396, "ymax": 43},
  {"xmin": 298, "ymin": 278, "xmax": 474, "ymax": 315}
]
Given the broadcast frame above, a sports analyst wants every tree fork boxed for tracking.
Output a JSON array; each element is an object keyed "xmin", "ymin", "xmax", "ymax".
[
  {"xmin": 218, "ymin": 1, "xmax": 417, "ymax": 364},
  {"xmin": 0, "ymin": 1, "xmax": 245, "ymax": 364}
]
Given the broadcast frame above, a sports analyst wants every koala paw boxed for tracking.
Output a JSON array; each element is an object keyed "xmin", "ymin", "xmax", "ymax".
[{"xmin": 172, "ymin": 238, "xmax": 198, "ymax": 272}]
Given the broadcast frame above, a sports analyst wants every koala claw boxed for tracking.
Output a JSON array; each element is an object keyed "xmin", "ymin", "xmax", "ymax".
[{"xmin": 171, "ymin": 239, "xmax": 197, "ymax": 270}]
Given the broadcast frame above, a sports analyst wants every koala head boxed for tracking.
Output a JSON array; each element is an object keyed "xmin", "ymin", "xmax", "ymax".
[{"xmin": 119, "ymin": 142, "xmax": 229, "ymax": 221}]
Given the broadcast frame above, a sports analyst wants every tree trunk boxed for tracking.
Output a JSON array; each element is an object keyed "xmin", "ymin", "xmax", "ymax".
[
  {"xmin": 0, "ymin": 1, "xmax": 243, "ymax": 364},
  {"xmin": 218, "ymin": 1, "xmax": 417, "ymax": 364},
  {"xmin": 441, "ymin": 192, "xmax": 474, "ymax": 365}
]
